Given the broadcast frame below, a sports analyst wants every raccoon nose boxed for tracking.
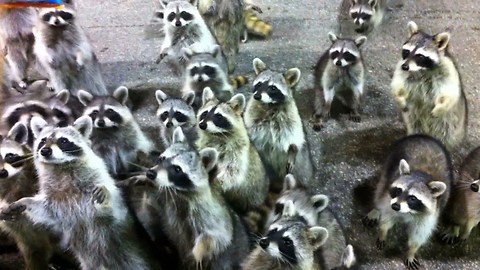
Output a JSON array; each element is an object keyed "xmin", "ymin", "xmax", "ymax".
[
  {"xmin": 391, "ymin": 203, "xmax": 401, "ymax": 212},
  {"xmin": 471, "ymin": 183, "xmax": 479, "ymax": 192},
  {"xmin": 197, "ymin": 77, "xmax": 204, "ymax": 82},
  {"xmin": 0, "ymin": 169, "xmax": 8, "ymax": 178},
  {"xmin": 166, "ymin": 122, "xmax": 173, "ymax": 128},
  {"xmin": 199, "ymin": 121, "xmax": 207, "ymax": 130},
  {"xmin": 253, "ymin": 93, "xmax": 262, "ymax": 100},
  {"xmin": 41, "ymin": 147, "xmax": 53, "ymax": 157},
  {"xmin": 401, "ymin": 63, "xmax": 409, "ymax": 71},
  {"xmin": 175, "ymin": 21, "xmax": 182, "ymax": 27},
  {"xmin": 146, "ymin": 170, "xmax": 157, "ymax": 180},
  {"xmin": 335, "ymin": 60, "xmax": 342, "ymax": 66},
  {"xmin": 259, "ymin": 238, "xmax": 269, "ymax": 249},
  {"xmin": 97, "ymin": 119, "xmax": 106, "ymax": 127}
]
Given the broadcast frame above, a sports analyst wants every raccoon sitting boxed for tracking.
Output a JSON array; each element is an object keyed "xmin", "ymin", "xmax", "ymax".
[
  {"xmin": 363, "ymin": 134, "xmax": 452, "ymax": 270},
  {"xmin": 78, "ymin": 86, "xmax": 155, "ymax": 178},
  {"xmin": 339, "ymin": 0, "xmax": 387, "ymax": 34},
  {"xmin": 391, "ymin": 21, "xmax": 467, "ymax": 150}
]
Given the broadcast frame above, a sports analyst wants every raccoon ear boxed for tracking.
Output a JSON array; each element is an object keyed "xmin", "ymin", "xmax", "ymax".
[
  {"xmin": 399, "ymin": 159, "xmax": 410, "ymax": 175},
  {"xmin": 308, "ymin": 227, "xmax": 329, "ymax": 249},
  {"xmin": 407, "ymin": 21, "xmax": 419, "ymax": 36},
  {"xmin": 113, "ymin": 86, "xmax": 129, "ymax": 105},
  {"xmin": 355, "ymin": 36, "xmax": 367, "ymax": 47},
  {"xmin": 189, "ymin": 0, "xmax": 198, "ymax": 6},
  {"xmin": 434, "ymin": 32, "xmax": 450, "ymax": 51},
  {"xmin": 282, "ymin": 200, "xmax": 296, "ymax": 218},
  {"xmin": 7, "ymin": 123, "xmax": 28, "ymax": 145},
  {"xmin": 228, "ymin": 94, "xmax": 245, "ymax": 114},
  {"xmin": 211, "ymin": 45, "xmax": 221, "ymax": 58},
  {"xmin": 253, "ymin": 58, "xmax": 268, "ymax": 75},
  {"xmin": 182, "ymin": 91, "xmax": 196, "ymax": 106},
  {"xmin": 368, "ymin": 0, "xmax": 378, "ymax": 8},
  {"xmin": 202, "ymin": 87, "xmax": 217, "ymax": 106},
  {"xmin": 183, "ymin": 47, "xmax": 194, "ymax": 60},
  {"xmin": 77, "ymin": 90, "xmax": 94, "ymax": 107},
  {"xmin": 199, "ymin": 147, "xmax": 218, "ymax": 172},
  {"xmin": 283, "ymin": 174, "xmax": 297, "ymax": 191},
  {"xmin": 341, "ymin": 245, "xmax": 357, "ymax": 268},
  {"xmin": 328, "ymin": 32, "xmax": 338, "ymax": 42},
  {"xmin": 172, "ymin": 127, "xmax": 186, "ymax": 144},
  {"xmin": 311, "ymin": 194, "xmax": 329, "ymax": 213},
  {"xmin": 73, "ymin": 116, "xmax": 93, "ymax": 139},
  {"xmin": 30, "ymin": 116, "xmax": 48, "ymax": 139},
  {"xmin": 155, "ymin": 90, "xmax": 168, "ymax": 105},
  {"xmin": 56, "ymin": 89, "xmax": 70, "ymax": 105},
  {"xmin": 428, "ymin": 181, "xmax": 447, "ymax": 198},
  {"xmin": 284, "ymin": 68, "xmax": 301, "ymax": 88}
]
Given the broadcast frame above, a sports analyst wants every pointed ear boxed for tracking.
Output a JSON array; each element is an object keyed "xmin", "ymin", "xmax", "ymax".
[
  {"xmin": 341, "ymin": 245, "xmax": 356, "ymax": 268},
  {"xmin": 408, "ymin": 21, "xmax": 418, "ymax": 36},
  {"xmin": 281, "ymin": 200, "xmax": 296, "ymax": 218},
  {"xmin": 399, "ymin": 159, "xmax": 410, "ymax": 175},
  {"xmin": 113, "ymin": 86, "xmax": 129, "ymax": 105},
  {"xmin": 183, "ymin": 47, "xmax": 194, "ymax": 60},
  {"xmin": 199, "ymin": 147, "xmax": 218, "ymax": 172},
  {"xmin": 368, "ymin": 0, "xmax": 378, "ymax": 8},
  {"xmin": 172, "ymin": 126, "xmax": 186, "ymax": 144},
  {"xmin": 77, "ymin": 90, "xmax": 93, "ymax": 106},
  {"xmin": 350, "ymin": 0, "xmax": 358, "ymax": 5},
  {"xmin": 56, "ymin": 89, "xmax": 70, "ymax": 105},
  {"xmin": 355, "ymin": 36, "xmax": 367, "ymax": 47},
  {"xmin": 30, "ymin": 116, "xmax": 48, "ymax": 139},
  {"xmin": 155, "ymin": 90, "xmax": 168, "ymax": 105},
  {"xmin": 428, "ymin": 181, "xmax": 447, "ymax": 198},
  {"xmin": 211, "ymin": 45, "xmax": 221, "ymax": 58},
  {"xmin": 73, "ymin": 116, "xmax": 93, "ymax": 139},
  {"xmin": 283, "ymin": 174, "xmax": 297, "ymax": 191},
  {"xmin": 182, "ymin": 91, "xmax": 196, "ymax": 106},
  {"xmin": 311, "ymin": 194, "xmax": 329, "ymax": 213},
  {"xmin": 202, "ymin": 87, "xmax": 217, "ymax": 106},
  {"xmin": 253, "ymin": 58, "xmax": 267, "ymax": 75},
  {"xmin": 434, "ymin": 32, "xmax": 450, "ymax": 51},
  {"xmin": 328, "ymin": 32, "xmax": 338, "ymax": 42},
  {"xmin": 308, "ymin": 227, "xmax": 329, "ymax": 249},
  {"xmin": 228, "ymin": 94, "xmax": 245, "ymax": 114},
  {"xmin": 189, "ymin": 0, "xmax": 198, "ymax": 6},
  {"xmin": 7, "ymin": 123, "xmax": 28, "ymax": 144},
  {"xmin": 284, "ymin": 68, "xmax": 301, "ymax": 88}
]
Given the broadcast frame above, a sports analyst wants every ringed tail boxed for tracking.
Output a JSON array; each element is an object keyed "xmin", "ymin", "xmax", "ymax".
[
  {"xmin": 244, "ymin": 9, "xmax": 273, "ymax": 38},
  {"xmin": 230, "ymin": 75, "xmax": 249, "ymax": 90}
]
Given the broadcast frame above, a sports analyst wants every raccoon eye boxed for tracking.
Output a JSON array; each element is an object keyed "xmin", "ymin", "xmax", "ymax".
[
  {"xmin": 57, "ymin": 137, "xmax": 69, "ymax": 146},
  {"xmin": 167, "ymin": 12, "xmax": 176, "ymax": 22},
  {"xmin": 283, "ymin": 237, "xmax": 293, "ymax": 247},
  {"xmin": 58, "ymin": 11, "xmax": 73, "ymax": 21},
  {"xmin": 407, "ymin": 195, "xmax": 418, "ymax": 203},
  {"xmin": 173, "ymin": 165, "xmax": 182, "ymax": 173},
  {"xmin": 362, "ymin": 14, "xmax": 372, "ymax": 20},
  {"xmin": 343, "ymin": 52, "xmax": 356, "ymax": 62},
  {"xmin": 203, "ymin": 66, "xmax": 216, "ymax": 76},
  {"xmin": 190, "ymin": 67, "xmax": 199, "ymax": 77},
  {"xmin": 330, "ymin": 51, "xmax": 339, "ymax": 60},
  {"xmin": 160, "ymin": 111, "xmax": 169, "ymax": 121},
  {"xmin": 4, "ymin": 153, "xmax": 21, "ymax": 164},
  {"xmin": 269, "ymin": 85, "xmax": 279, "ymax": 92},
  {"xmin": 42, "ymin": 13, "xmax": 53, "ymax": 22},
  {"xmin": 350, "ymin": 12, "xmax": 359, "ymax": 18},
  {"xmin": 174, "ymin": 112, "xmax": 188, "ymax": 123},
  {"xmin": 274, "ymin": 203, "xmax": 284, "ymax": 215},
  {"xmin": 402, "ymin": 49, "xmax": 410, "ymax": 59},
  {"xmin": 199, "ymin": 111, "xmax": 208, "ymax": 120},
  {"xmin": 90, "ymin": 110, "xmax": 99, "ymax": 117},
  {"xmin": 158, "ymin": 155, "xmax": 166, "ymax": 163},
  {"xmin": 389, "ymin": 187, "xmax": 402, "ymax": 198},
  {"xmin": 106, "ymin": 109, "xmax": 114, "ymax": 114},
  {"xmin": 38, "ymin": 137, "xmax": 47, "ymax": 148},
  {"xmin": 179, "ymin": 11, "xmax": 193, "ymax": 21}
]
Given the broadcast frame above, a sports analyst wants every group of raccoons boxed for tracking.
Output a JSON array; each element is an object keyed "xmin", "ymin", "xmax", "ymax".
[{"xmin": 0, "ymin": 0, "xmax": 476, "ymax": 269}]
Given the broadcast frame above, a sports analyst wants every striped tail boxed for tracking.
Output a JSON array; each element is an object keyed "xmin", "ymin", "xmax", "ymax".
[
  {"xmin": 230, "ymin": 75, "xmax": 249, "ymax": 90},
  {"xmin": 244, "ymin": 9, "xmax": 273, "ymax": 38}
]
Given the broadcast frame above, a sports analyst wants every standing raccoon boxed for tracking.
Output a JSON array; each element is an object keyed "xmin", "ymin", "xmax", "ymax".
[
  {"xmin": 363, "ymin": 135, "xmax": 452, "ymax": 269},
  {"xmin": 391, "ymin": 21, "xmax": 467, "ymax": 150},
  {"xmin": 196, "ymin": 87, "xmax": 268, "ymax": 213},
  {"xmin": 33, "ymin": 1, "xmax": 108, "ymax": 95},
  {"xmin": 0, "ymin": 7, "xmax": 36, "ymax": 89},
  {"xmin": 244, "ymin": 58, "xmax": 314, "ymax": 192},
  {"xmin": 155, "ymin": 89, "xmax": 197, "ymax": 148},
  {"xmin": 312, "ymin": 32, "xmax": 367, "ymax": 130},
  {"xmin": 339, "ymin": 0, "xmax": 387, "ymax": 34},
  {"xmin": 78, "ymin": 86, "xmax": 155, "ymax": 178}
]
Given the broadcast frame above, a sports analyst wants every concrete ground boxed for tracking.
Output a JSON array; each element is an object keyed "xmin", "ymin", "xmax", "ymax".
[{"xmin": 1, "ymin": 0, "xmax": 480, "ymax": 269}]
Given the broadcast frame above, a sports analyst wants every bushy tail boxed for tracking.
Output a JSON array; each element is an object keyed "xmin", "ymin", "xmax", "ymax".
[
  {"xmin": 244, "ymin": 9, "xmax": 273, "ymax": 38},
  {"xmin": 229, "ymin": 75, "xmax": 249, "ymax": 90}
]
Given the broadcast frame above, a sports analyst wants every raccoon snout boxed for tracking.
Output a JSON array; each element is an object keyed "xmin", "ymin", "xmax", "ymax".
[
  {"xmin": 146, "ymin": 170, "xmax": 157, "ymax": 180},
  {"xmin": 175, "ymin": 21, "xmax": 182, "ymax": 27},
  {"xmin": 259, "ymin": 238, "xmax": 270, "ymax": 249},
  {"xmin": 471, "ymin": 183, "xmax": 479, "ymax": 192},
  {"xmin": 401, "ymin": 63, "xmax": 409, "ymax": 71},
  {"xmin": 166, "ymin": 122, "xmax": 173, "ymax": 128},
  {"xmin": 41, "ymin": 147, "xmax": 53, "ymax": 157},
  {"xmin": 97, "ymin": 119, "xmax": 106, "ymax": 127},
  {"xmin": 391, "ymin": 203, "xmax": 401, "ymax": 211},
  {"xmin": 253, "ymin": 93, "xmax": 262, "ymax": 100},
  {"xmin": 0, "ymin": 169, "xmax": 8, "ymax": 178},
  {"xmin": 199, "ymin": 121, "xmax": 207, "ymax": 130}
]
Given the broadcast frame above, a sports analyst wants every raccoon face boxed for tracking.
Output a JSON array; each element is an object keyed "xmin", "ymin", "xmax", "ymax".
[
  {"xmin": 156, "ymin": 90, "xmax": 196, "ymax": 129},
  {"xmin": 0, "ymin": 124, "xmax": 29, "ymax": 179},
  {"xmin": 328, "ymin": 32, "xmax": 366, "ymax": 68},
  {"xmin": 159, "ymin": 1, "xmax": 197, "ymax": 28},
  {"xmin": 40, "ymin": 8, "xmax": 76, "ymax": 28},
  {"xmin": 399, "ymin": 21, "xmax": 450, "ymax": 72},
  {"xmin": 3, "ymin": 101, "xmax": 50, "ymax": 128},
  {"xmin": 252, "ymin": 58, "xmax": 301, "ymax": 104},
  {"xmin": 184, "ymin": 46, "xmax": 223, "ymax": 84},
  {"xmin": 349, "ymin": 0, "xmax": 376, "ymax": 31},
  {"xmin": 47, "ymin": 90, "xmax": 72, "ymax": 127}
]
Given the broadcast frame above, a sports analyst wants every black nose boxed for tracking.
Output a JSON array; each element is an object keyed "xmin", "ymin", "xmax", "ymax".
[
  {"xmin": 197, "ymin": 77, "xmax": 204, "ymax": 82},
  {"xmin": 41, "ymin": 147, "xmax": 52, "ymax": 157},
  {"xmin": 471, "ymin": 183, "xmax": 479, "ymax": 192},
  {"xmin": 259, "ymin": 238, "xmax": 269, "ymax": 249},
  {"xmin": 0, "ymin": 169, "xmax": 8, "ymax": 178},
  {"xmin": 391, "ymin": 203, "xmax": 401, "ymax": 211},
  {"xmin": 199, "ymin": 122, "xmax": 207, "ymax": 130},
  {"xmin": 401, "ymin": 63, "xmax": 409, "ymax": 71},
  {"xmin": 146, "ymin": 170, "xmax": 157, "ymax": 180},
  {"xmin": 335, "ymin": 60, "xmax": 342, "ymax": 66},
  {"xmin": 166, "ymin": 122, "xmax": 173, "ymax": 128},
  {"xmin": 175, "ymin": 21, "xmax": 181, "ymax": 27},
  {"xmin": 97, "ymin": 119, "xmax": 105, "ymax": 127},
  {"xmin": 253, "ymin": 93, "xmax": 261, "ymax": 100}
]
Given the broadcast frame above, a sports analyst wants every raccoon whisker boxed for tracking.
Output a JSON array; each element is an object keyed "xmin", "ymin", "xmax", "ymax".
[
  {"xmin": 278, "ymin": 250, "xmax": 295, "ymax": 267},
  {"xmin": 167, "ymin": 187, "xmax": 177, "ymax": 212},
  {"xmin": 127, "ymin": 161, "xmax": 149, "ymax": 170},
  {"xmin": 63, "ymin": 149, "xmax": 83, "ymax": 154},
  {"xmin": 10, "ymin": 155, "xmax": 34, "ymax": 166}
]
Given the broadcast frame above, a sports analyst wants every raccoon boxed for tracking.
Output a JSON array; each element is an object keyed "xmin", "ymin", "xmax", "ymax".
[
  {"xmin": 0, "ymin": 116, "xmax": 162, "ymax": 270},
  {"xmin": 194, "ymin": 0, "xmax": 244, "ymax": 73},
  {"xmin": 391, "ymin": 21, "xmax": 467, "ymax": 150},
  {"xmin": 196, "ymin": 87, "xmax": 268, "ymax": 213},
  {"xmin": 33, "ymin": 1, "xmax": 108, "ymax": 96},
  {"xmin": 339, "ymin": 0, "xmax": 387, "ymax": 34},
  {"xmin": 332, "ymin": 245, "xmax": 358, "ymax": 270},
  {"xmin": 0, "ymin": 7, "xmax": 36, "ymax": 89},
  {"xmin": 242, "ymin": 201, "xmax": 329, "ymax": 270},
  {"xmin": 78, "ymin": 86, "xmax": 155, "ymax": 178},
  {"xmin": 244, "ymin": 58, "xmax": 314, "ymax": 192},
  {"xmin": 141, "ymin": 127, "xmax": 250, "ymax": 269},
  {"xmin": 363, "ymin": 135, "xmax": 452, "ymax": 270},
  {"xmin": 312, "ymin": 32, "xmax": 367, "ymax": 130},
  {"xmin": 441, "ymin": 146, "xmax": 480, "ymax": 244},
  {"xmin": 242, "ymin": 9, "xmax": 273, "ymax": 42},
  {"xmin": 155, "ymin": 89, "xmax": 197, "ymax": 148}
]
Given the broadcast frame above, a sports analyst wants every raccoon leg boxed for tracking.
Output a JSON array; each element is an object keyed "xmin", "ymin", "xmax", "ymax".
[
  {"xmin": 44, "ymin": 66, "xmax": 67, "ymax": 93},
  {"xmin": 286, "ymin": 144, "xmax": 298, "ymax": 174},
  {"xmin": 376, "ymin": 219, "xmax": 394, "ymax": 250},
  {"xmin": 15, "ymin": 232, "xmax": 53, "ymax": 270},
  {"xmin": 157, "ymin": 36, "xmax": 172, "ymax": 63},
  {"xmin": 349, "ymin": 84, "xmax": 363, "ymax": 122},
  {"xmin": 440, "ymin": 225, "xmax": 460, "ymax": 244},
  {"xmin": 362, "ymin": 209, "xmax": 379, "ymax": 227},
  {"xmin": 5, "ymin": 43, "xmax": 28, "ymax": 89},
  {"xmin": 405, "ymin": 219, "xmax": 436, "ymax": 269},
  {"xmin": 459, "ymin": 219, "xmax": 477, "ymax": 241},
  {"xmin": 192, "ymin": 234, "xmax": 216, "ymax": 263}
]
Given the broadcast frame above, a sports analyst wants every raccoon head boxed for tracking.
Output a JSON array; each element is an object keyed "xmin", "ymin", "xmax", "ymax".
[
  {"xmin": 39, "ymin": 5, "xmax": 76, "ymax": 28},
  {"xmin": 157, "ymin": 1, "xmax": 198, "ymax": 28},
  {"xmin": 197, "ymin": 88, "xmax": 245, "ymax": 134},
  {"xmin": 156, "ymin": 90, "xmax": 196, "ymax": 129},
  {"xmin": 399, "ymin": 21, "xmax": 451, "ymax": 72},
  {"xmin": 0, "ymin": 123, "xmax": 29, "ymax": 179},
  {"xmin": 349, "ymin": 0, "xmax": 378, "ymax": 32},
  {"xmin": 328, "ymin": 32, "xmax": 366, "ymax": 68},
  {"xmin": 146, "ymin": 127, "xmax": 218, "ymax": 193},
  {"xmin": 46, "ymin": 90, "xmax": 73, "ymax": 127},
  {"xmin": 252, "ymin": 58, "xmax": 300, "ymax": 104},
  {"xmin": 260, "ymin": 202, "xmax": 329, "ymax": 266},
  {"xmin": 184, "ymin": 46, "xmax": 224, "ymax": 84},
  {"xmin": 78, "ymin": 86, "xmax": 132, "ymax": 129},
  {"xmin": 389, "ymin": 159, "xmax": 447, "ymax": 214}
]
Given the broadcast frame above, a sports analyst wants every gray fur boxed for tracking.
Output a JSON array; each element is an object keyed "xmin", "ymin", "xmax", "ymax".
[{"xmin": 339, "ymin": 0, "xmax": 387, "ymax": 34}]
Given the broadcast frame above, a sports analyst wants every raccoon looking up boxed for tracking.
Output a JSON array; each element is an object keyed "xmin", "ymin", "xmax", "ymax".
[{"xmin": 340, "ymin": 0, "xmax": 387, "ymax": 34}]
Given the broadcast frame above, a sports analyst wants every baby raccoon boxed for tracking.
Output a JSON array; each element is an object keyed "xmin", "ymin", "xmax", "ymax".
[
  {"xmin": 312, "ymin": 32, "xmax": 367, "ymax": 130},
  {"xmin": 244, "ymin": 58, "xmax": 314, "ymax": 192},
  {"xmin": 155, "ymin": 89, "xmax": 197, "ymax": 148},
  {"xmin": 441, "ymin": 146, "xmax": 480, "ymax": 244},
  {"xmin": 242, "ymin": 201, "xmax": 329, "ymax": 270},
  {"xmin": 340, "ymin": 0, "xmax": 387, "ymax": 33},
  {"xmin": 391, "ymin": 21, "xmax": 467, "ymax": 150},
  {"xmin": 78, "ymin": 86, "xmax": 155, "ymax": 178},
  {"xmin": 142, "ymin": 127, "xmax": 250, "ymax": 269},
  {"xmin": 363, "ymin": 134, "xmax": 452, "ymax": 270},
  {"xmin": 34, "ymin": 1, "xmax": 108, "ymax": 95},
  {"xmin": 196, "ymin": 87, "xmax": 268, "ymax": 213}
]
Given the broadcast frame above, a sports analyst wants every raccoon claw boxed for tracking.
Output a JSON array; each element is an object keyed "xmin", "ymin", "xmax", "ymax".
[
  {"xmin": 92, "ymin": 186, "xmax": 109, "ymax": 205},
  {"xmin": 0, "ymin": 203, "xmax": 26, "ymax": 221},
  {"xmin": 349, "ymin": 114, "xmax": 361, "ymax": 123},
  {"xmin": 362, "ymin": 216, "xmax": 378, "ymax": 228},
  {"xmin": 156, "ymin": 53, "xmax": 167, "ymax": 64},
  {"xmin": 375, "ymin": 238, "xmax": 385, "ymax": 250},
  {"xmin": 440, "ymin": 232, "xmax": 459, "ymax": 245},
  {"xmin": 250, "ymin": 5, "xmax": 263, "ymax": 13},
  {"xmin": 286, "ymin": 161, "xmax": 295, "ymax": 174},
  {"xmin": 404, "ymin": 257, "xmax": 422, "ymax": 270}
]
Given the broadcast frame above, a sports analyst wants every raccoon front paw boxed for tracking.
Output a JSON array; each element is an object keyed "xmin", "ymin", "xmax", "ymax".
[
  {"xmin": 250, "ymin": 4, "xmax": 263, "ymax": 13},
  {"xmin": 18, "ymin": 80, "xmax": 28, "ymax": 90},
  {"xmin": 375, "ymin": 238, "xmax": 385, "ymax": 250},
  {"xmin": 431, "ymin": 104, "xmax": 449, "ymax": 117},
  {"xmin": 440, "ymin": 232, "xmax": 460, "ymax": 245},
  {"xmin": 310, "ymin": 113, "xmax": 327, "ymax": 131},
  {"xmin": 362, "ymin": 215, "xmax": 378, "ymax": 228},
  {"xmin": 92, "ymin": 186, "xmax": 110, "ymax": 206},
  {"xmin": 0, "ymin": 203, "xmax": 26, "ymax": 221},
  {"xmin": 156, "ymin": 52, "xmax": 167, "ymax": 64},
  {"xmin": 192, "ymin": 235, "xmax": 214, "ymax": 263},
  {"xmin": 349, "ymin": 113, "xmax": 361, "ymax": 123},
  {"xmin": 404, "ymin": 257, "xmax": 422, "ymax": 270}
]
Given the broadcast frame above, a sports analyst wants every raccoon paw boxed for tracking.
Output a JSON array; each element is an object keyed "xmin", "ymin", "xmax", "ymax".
[
  {"xmin": 250, "ymin": 4, "xmax": 263, "ymax": 13},
  {"xmin": 311, "ymin": 115, "xmax": 325, "ymax": 131},
  {"xmin": 0, "ymin": 203, "xmax": 26, "ymax": 221},
  {"xmin": 375, "ymin": 238, "xmax": 385, "ymax": 250},
  {"xmin": 18, "ymin": 80, "xmax": 28, "ymax": 89},
  {"xmin": 362, "ymin": 216, "xmax": 378, "ymax": 228},
  {"xmin": 404, "ymin": 257, "xmax": 422, "ymax": 270},
  {"xmin": 92, "ymin": 186, "xmax": 110, "ymax": 206},
  {"xmin": 156, "ymin": 53, "xmax": 167, "ymax": 64},
  {"xmin": 349, "ymin": 113, "xmax": 361, "ymax": 123},
  {"xmin": 440, "ymin": 232, "xmax": 460, "ymax": 245}
]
